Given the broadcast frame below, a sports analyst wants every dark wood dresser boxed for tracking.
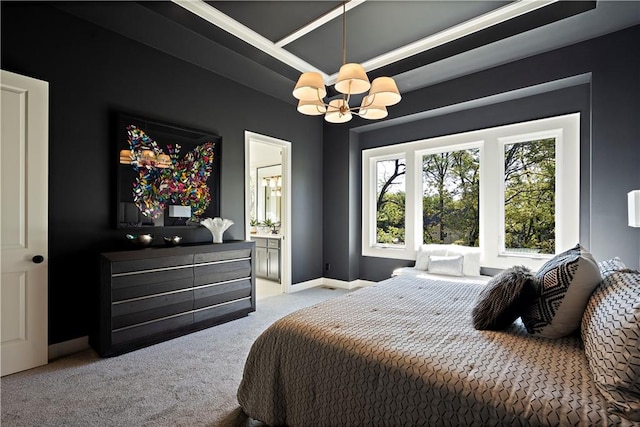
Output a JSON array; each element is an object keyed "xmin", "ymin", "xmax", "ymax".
[{"xmin": 92, "ymin": 241, "xmax": 255, "ymax": 357}]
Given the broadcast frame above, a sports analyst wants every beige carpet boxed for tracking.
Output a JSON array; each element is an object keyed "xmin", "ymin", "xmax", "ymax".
[{"xmin": 1, "ymin": 286, "xmax": 352, "ymax": 427}]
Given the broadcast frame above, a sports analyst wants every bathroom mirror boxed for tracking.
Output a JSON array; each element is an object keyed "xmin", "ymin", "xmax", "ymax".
[{"xmin": 256, "ymin": 164, "xmax": 281, "ymax": 225}]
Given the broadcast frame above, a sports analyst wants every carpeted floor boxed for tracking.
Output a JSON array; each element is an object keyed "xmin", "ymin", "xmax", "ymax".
[{"xmin": 1, "ymin": 286, "xmax": 352, "ymax": 427}]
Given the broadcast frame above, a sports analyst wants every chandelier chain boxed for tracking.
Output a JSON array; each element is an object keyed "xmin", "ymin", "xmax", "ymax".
[{"xmin": 342, "ymin": 1, "xmax": 347, "ymax": 66}]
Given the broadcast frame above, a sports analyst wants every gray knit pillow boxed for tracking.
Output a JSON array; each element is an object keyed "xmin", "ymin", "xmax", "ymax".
[{"xmin": 472, "ymin": 265, "xmax": 538, "ymax": 330}]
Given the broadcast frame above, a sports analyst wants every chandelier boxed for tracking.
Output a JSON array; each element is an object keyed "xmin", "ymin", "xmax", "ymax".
[{"xmin": 292, "ymin": 1, "xmax": 401, "ymax": 123}]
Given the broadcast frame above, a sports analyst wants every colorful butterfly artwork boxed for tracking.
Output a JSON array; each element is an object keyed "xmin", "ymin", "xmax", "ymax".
[{"xmin": 123, "ymin": 125, "xmax": 216, "ymax": 219}]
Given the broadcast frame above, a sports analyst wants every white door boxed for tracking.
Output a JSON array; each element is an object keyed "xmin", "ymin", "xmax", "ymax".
[{"xmin": 1, "ymin": 70, "xmax": 49, "ymax": 376}]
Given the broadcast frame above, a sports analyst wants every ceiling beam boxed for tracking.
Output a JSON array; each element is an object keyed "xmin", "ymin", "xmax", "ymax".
[
  {"xmin": 275, "ymin": 0, "xmax": 366, "ymax": 48},
  {"xmin": 172, "ymin": 0, "xmax": 329, "ymax": 79}
]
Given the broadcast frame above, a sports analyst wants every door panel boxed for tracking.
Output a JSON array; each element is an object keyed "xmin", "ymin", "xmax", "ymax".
[{"xmin": 1, "ymin": 70, "xmax": 49, "ymax": 376}]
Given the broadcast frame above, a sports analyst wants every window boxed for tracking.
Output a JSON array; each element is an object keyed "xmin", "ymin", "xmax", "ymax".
[
  {"xmin": 362, "ymin": 113, "xmax": 580, "ymax": 270},
  {"xmin": 376, "ymin": 158, "xmax": 406, "ymax": 246},
  {"xmin": 422, "ymin": 148, "xmax": 479, "ymax": 247},
  {"xmin": 502, "ymin": 138, "xmax": 555, "ymax": 255}
]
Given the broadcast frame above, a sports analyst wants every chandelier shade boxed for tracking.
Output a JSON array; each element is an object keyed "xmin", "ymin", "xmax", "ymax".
[
  {"xmin": 297, "ymin": 98, "xmax": 327, "ymax": 115},
  {"xmin": 369, "ymin": 77, "xmax": 402, "ymax": 106},
  {"xmin": 292, "ymin": 1, "xmax": 401, "ymax": 123},
  {"xmin": 292, "ymin": 72, "xmax": 327, "ymax": 101},
  {"xmin": 335, "ymin": 63, "xmax": 371, "ymax": 95},
  {"xmin": 359, "ymin": 95, "xmax": 388, "ymax": 120}
]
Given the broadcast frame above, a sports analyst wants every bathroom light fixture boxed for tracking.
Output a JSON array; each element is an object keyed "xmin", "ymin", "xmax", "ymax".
[{"xmin": 292, "ymin": 1, "xmax": 401, "ymax": 123}]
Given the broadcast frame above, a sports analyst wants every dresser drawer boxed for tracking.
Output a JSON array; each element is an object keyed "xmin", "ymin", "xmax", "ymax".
[
  {"xmin": 111, "ymin": 288, "xmax": 194, "ymax": 330},
  {"xmin": 193, "ymin": 259, "xmax": 252, "ymax": 286},
  {"xmin": 194, "ymin": 248, "xmax": 252, "ymax": 263},
  {"xmin": 193, "ymin": 297, "xmax": 253, "ymax": 324},
  {"xmin": 193, "ymin": 278, "xmax": 251, "ymax": 309},
  {"xmin": 111, "ymin": 267, "xmax": 192, "ymax": 302},
  {"xmin": 267, "ymin": 239, "xmax": 280, "ymax": 249},
  {"xmin": 111, "ymin": 312, "xmax": 193, "ymax": 346},
  {"xmin": 111, "ymin": 254, "xmax": 193, "ymax": 274}
]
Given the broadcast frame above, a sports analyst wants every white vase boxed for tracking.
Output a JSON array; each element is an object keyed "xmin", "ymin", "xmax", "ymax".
[
  {"xmin": 211, "ymin": 230, "xmax": 224, "ymax": 243},
  {"xmin": 200, "ymin": 217, "xmax": 234, "ymax": 243}
]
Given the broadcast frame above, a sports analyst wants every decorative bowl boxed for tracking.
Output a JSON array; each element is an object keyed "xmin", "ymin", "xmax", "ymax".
[
  {"xmin": 163, "ymin": 236, "xmax": 182, "ymax": 246},
  {"xmin": 126, "ymin": 234, "xmax": 153, "ymax": 247}
]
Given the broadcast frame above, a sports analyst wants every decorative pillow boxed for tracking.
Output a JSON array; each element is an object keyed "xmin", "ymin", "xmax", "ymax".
[
  {"xmin": 414, "ymin": 244, "xmax": 448, "ymax": 271},
  {"xmin": 446, "ymin": 245, "xmax": 481, "ymax": 276},
  {"xmin": 521, "ymin": 243, "xmax": 601, "ymax": 338},
  {"xmin": 581, "ymin": 269, "xmax": 640, "ymax": 421},
  {"xmin": 472, "ymin": 265, "xmax": 539, "ymax": 330},
  {"xmin": 597, "ymin": 257, "xmax": 627, "ymax": 279},
  {"xmin": 427, "ymin": 255, "xmax": 464, "ymax": 276}
]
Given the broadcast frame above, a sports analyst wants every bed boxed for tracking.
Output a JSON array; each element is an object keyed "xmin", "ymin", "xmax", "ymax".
[{"xmin": 237, "ymin": 252, "xmax": 640, "ymax": 426}]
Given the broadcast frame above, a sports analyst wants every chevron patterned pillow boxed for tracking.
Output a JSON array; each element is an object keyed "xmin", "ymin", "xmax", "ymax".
[
  {"xmin": 581, "ymin": 269, "xmax": 640, "ymax": 421},
  {"xmin": 472, "ymin": 265, "xmax": 539, "ymax": 330},
  {"xmin": 521, "ymin": 244, "xmax": 601, "ymax": 338}
]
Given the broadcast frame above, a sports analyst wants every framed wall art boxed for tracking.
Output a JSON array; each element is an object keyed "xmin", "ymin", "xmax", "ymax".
[{"xmin": 116, "ymin": 113, "xmax": 221, "ymax": 228}]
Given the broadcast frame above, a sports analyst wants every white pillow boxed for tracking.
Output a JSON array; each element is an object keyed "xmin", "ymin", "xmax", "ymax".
[
  {"xmin": 428, "ymin": 255, "xmax": 464, "ymax": 276},
  {"xmin": 446, "ymin": 245, "xmax": 481, "ymax": 276},
  {"xmin": 415, "ymin": 244, "xmax": 448, "ymax": 270}
]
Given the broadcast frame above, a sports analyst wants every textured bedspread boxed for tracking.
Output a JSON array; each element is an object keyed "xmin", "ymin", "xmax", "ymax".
[{"xmin": 237, "ymin": 275, "xmax": 635, "ymax": 426}]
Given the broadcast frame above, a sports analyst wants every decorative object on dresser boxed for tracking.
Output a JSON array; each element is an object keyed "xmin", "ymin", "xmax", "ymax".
[
  {"xmin": 163, "ymin": 235, "xmax": 182, "ymax": 246},
  {"xmin": 125, "ymin": 233, "xmax": 153, "ymax": 247},
  {"xmin": 200, "ymin": 217, "xmax": 234, "ymax": 243},
  {"xmin": 92, "ymin": 241, "xmax": 255, "ymax": 357}
]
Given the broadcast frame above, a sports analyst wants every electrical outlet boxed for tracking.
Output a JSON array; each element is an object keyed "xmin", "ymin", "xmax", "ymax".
[{"xmin": 325, "ymin": 263, "xmax": 331, "ymax": 271}]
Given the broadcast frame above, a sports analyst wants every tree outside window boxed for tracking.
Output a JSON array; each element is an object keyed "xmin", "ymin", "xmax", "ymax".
[
  {"xmin": 503, "ymin": 138, "xmax": 555, "ymax": 254},
  {"xmin": 376, "ymin": 158, "xmax": 405, "ymax": 245},
  {"xmin": 422, "ymin": 148, "xmax": 480, "ymax": 247}
]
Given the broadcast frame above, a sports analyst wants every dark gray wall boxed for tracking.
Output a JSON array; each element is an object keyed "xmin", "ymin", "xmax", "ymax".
[
  {"xmin": 323, "ymin": 25, "xmax": 640, "ymax": 282},
  {"xmin": 1, "ymin": 3, "xmax": 324, "ymax": 345}
]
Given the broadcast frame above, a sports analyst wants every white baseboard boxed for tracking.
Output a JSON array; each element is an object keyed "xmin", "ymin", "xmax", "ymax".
[
  {"xmin": 288, "ymin": 277, "xmax": 324, "ymax": 292},
  {"xmin": 48, "ymin": 336, "xmax": 89, "ymax": 361}
]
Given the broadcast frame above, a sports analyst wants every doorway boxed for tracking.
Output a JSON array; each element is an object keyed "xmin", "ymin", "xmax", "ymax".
[{"xmin": 244, "ymin": 131, "xmax": 292, "ymax": 295}]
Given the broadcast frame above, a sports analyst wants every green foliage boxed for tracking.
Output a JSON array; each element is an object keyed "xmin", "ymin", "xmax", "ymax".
[
  {"xmin": 422, "ymin": 148, "xmax": 480, "ymax": 247},
  {"xmin": 374, "ymin": 139, "xmax": 556, "ymax": 253},
  {"xmin": 504, "ymin": 139, "xmax": 555, "ymax": 254},
  {"xmin": 376, "ymin": 191, "xmax": 406, "ymax": 244},
  {"xmin": 376, "ymin": 159, "xmax": 406, "ymax": 245}
]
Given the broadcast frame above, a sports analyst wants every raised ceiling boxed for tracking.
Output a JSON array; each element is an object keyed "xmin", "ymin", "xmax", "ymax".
[{"xmin": 57, "ymin": 1, "xmax": 640, "ymax": 104}]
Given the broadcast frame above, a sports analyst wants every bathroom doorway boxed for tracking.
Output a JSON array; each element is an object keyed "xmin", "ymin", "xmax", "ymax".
[{"xmin": 244, "ymin": 131, "xmax": 291, "ymax": 295}]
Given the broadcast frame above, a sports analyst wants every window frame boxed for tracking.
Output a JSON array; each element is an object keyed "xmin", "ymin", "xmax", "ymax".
[
  {"xmin": 498, "ymin": 130, "xmax": 560, "ymax": 258},
  {"xmin": 362, "ymin": 113, "xmax": 580, "ymax": 270}
]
